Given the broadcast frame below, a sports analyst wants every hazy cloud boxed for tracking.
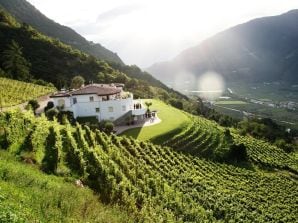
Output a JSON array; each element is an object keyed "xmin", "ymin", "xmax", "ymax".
[
  {"xmin": 27, "ymin": 0, "xmax": 298, "ymax": 67},
  {"xmin": 96, "ymin": 4, "xmax": 142, "ymax": 23}
]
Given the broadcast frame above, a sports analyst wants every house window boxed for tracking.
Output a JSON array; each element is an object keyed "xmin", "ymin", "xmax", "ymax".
[
  {"xmin": 95, "ymin": 108, "xmax": 100, "ymax": 113},
  {"xmin": 122, "ymin": 105, "xmax": 126, "ymax": 111},
  {"xmin": 73, "ymin": 98, "xmax": 77, "ymax": 104},
  {"xmin": 108, "ymin": 106, "xmax": 114, "ymax": 112},
  {"xmin": 89, "ymin": 96, "xmax": 94, "ymax": 102}
]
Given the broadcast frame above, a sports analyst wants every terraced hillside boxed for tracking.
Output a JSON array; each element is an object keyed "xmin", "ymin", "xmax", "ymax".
[
  {"xmin": 164, "ymin": 115, "xmax": 225, "ymax": 158},
  {"xmin": 0, "ymin": 77, "xmax": 55, "ymax": 107},
  {"xmin": 0, "ymin": 110, "xmax": 297, "ymax": 222},
  {"xmin": 165, "ymin": 114, "xmax": 298, "ymax": 173}
]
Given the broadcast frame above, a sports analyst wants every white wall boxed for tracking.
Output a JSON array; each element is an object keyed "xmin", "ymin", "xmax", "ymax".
[
  {"xmin": 99, "ymin": 98, "xmax": 134, "ymax": 121},
  {"xmin": 71, "ymin": 94, "xmax": 100, "ymax": 119},
  {"xmin": 52, "ymin": 93, "xmax": 145, "ymax": 122}
]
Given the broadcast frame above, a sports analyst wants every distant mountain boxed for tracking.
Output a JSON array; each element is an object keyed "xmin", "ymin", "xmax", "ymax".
[
  {"xmin": 0, "ymin": 0, "xmax": 123, "ymax": 64},
  {"xmin": 147, "ymin": 10, "xmax": 298, "ymax": 88}
]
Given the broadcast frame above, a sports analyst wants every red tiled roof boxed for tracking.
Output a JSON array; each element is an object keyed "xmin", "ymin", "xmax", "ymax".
[{"xmin": 50, "ymin": 84, "xmax": 122, "ymax": 98}]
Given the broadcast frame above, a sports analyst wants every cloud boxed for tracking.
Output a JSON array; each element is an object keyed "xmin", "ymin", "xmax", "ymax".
[{"xmin": 96, "ymin": 3, "xmax": 142, "ymax": 24}]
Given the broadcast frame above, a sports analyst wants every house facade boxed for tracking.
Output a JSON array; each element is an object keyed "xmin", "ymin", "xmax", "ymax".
[{"xmin": 50, "ymin": 83, "xmax": 146, "ymax": 122}]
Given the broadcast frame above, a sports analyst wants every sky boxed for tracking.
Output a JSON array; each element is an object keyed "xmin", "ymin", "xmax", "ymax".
[{"xmin": 27, "ymin": 0, "xmax": 298, "ymax": 68}]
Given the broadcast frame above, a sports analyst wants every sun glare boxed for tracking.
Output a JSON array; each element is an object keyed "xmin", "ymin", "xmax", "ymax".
[
  {"xmin": 197, "ymin": 71, "xmax": 225, "ymax": 99},
  {"xmin": 27, "ymin": 0, "xmax": 298, "ymax": 67}
]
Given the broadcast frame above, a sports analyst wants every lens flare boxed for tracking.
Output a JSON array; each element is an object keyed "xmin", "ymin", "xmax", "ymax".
[{"xmin": 196, "ymin": 71, "xmax": 225, "ymax": 100}]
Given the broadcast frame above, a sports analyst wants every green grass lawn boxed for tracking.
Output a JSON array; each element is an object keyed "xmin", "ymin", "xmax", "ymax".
[
  {"xmin": 215, "ymin": 100, "xmax": 247, "ymax": 105},
  {"xmin": 121, "ymin": 99, "xmax": 191, "ymax": 143}
]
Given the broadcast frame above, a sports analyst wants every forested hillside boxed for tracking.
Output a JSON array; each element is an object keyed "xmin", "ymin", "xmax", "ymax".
[
  {"xmin": 0, "ymin": 0, "xmax": 123, "ymax": 64},
  {"xmin": 0, "ymin": 0, "xmax": 173, "ymax": 95},
  {"xmin": 0, "ymin": 8, "xmax": 188, "ymax": 104},
  {"xmin": 0, "ymin": 110, "xmax": 297, "ymax": 222}
]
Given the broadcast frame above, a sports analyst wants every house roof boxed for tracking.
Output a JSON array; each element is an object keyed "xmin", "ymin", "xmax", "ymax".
[{"xmin": 50, "ymin": 84, "xmax": 122, "ymax": 98}]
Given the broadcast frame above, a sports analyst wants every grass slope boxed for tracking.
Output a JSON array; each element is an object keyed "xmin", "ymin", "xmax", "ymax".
[
  {"xmin": 0, "ymin": 150, "xmax": 132, "ymax": 223},
  {"xmin": 0, "ymin": 77, "xmax": 55, "ymax": 107},
  {"xmin": 121, "ymin": 100, "xmax": 190, "ymax": 142}
]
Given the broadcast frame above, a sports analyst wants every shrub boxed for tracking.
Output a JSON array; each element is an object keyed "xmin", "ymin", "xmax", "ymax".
[
  {"xmin": 228, "ymin": 143, "xmax": 248, "ymax": 162},
  {"xmin": 44, "ymin": 101, "xmax": 54, "ymax": 112},
  {"xmin": 45, "ymin": 108, "xmax": 59, "ymax": 120},
  {"xmin": 25, "ymin": 99, "xmax": 40, "ymax": 114},
  {"xmin": 42, "ymin": 126, "xmax": 61, "ymax": 173},
  {"xmin": 99, "ymin": 120, "xmax": 115, "ymax": 134}
]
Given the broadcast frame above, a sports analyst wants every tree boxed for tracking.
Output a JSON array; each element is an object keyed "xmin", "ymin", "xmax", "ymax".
[
  {"xmin": 2, "ymin": 40, "xmax": 31, "ymax": 81},
  {"xmin": 145, "ymin": 101, "xmax": 152, "ymax": 112},
  {"xmin": 70, "ymin": 75, "xmax": 85, "ymax": 89},
  {"xmin": 0, "ymin": 68, "xmax": 7, "ymax": 78}
]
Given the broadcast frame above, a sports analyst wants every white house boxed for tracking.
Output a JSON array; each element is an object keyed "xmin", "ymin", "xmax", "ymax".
[{"xmin": 50, "ymin": 83, "xmax": 146, "ymax": 122}]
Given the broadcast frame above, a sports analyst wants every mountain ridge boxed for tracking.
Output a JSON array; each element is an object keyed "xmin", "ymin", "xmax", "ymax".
[
  {"xmin": 147, "ymin": 9, "xmax": 298, "ymax": 87},
  {"xmin": 0, "ymin": 0, "xmax": 124, "ymax": 64}
]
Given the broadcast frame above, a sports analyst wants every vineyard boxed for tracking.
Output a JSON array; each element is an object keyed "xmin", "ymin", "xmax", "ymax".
[
  {"xmin": 0, "ymin": 77, "xmax": 56, "ymax": 107},
  {"xmin": 164, "ymin": 114, "xmax": 298, "ymax": 173},
  {"xmin": 0, "ymin": 110, "xmax": 297, "ymax": 222}
]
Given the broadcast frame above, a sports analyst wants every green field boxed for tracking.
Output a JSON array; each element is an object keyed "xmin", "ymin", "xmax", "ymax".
[
  {"xmin": 121, "ymin": 99, "xmax": 191, "ymax": 142},
  {"xmin": 0, "ymin": 77, "xmax": 56, "ymax": 107},
  {"xmin": 227, "ymin": 81, "xmax": 298, "ymax": 103},
  {"xmin": 213, "ymin": 102, "xmax": 298, "ymax": 130},
  {"xmin": 215, "ymin": 100, "xmax": 247, "ymax": 105}
]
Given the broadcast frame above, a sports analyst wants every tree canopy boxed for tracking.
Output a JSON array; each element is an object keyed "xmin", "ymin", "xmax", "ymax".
[
  {"xmin": 70, "ymin": 75, "xmax": 85, "ymax": 89},
  {"xmin": 2, "ymin": 40, "xmax": 31, "ymax": 81}
]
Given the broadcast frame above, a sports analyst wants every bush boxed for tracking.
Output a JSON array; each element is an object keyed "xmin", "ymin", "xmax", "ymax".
[
  {"xmin": 228, "ymin": 143, "xmax": 248, "ymax": 162},
  {"xmin": 99, "ymin": 120, "xmax": 115, "ymax": 134},
  {"xmin": 76, "ymin": 116, "xmax": 98, "ymax": 124},
  {"xmin": 57, "ymin": 111, "xmax": 74, "ymax": 124},
  {"xmin": 42, "ymin": 126, "xmax": 61, "ymax": 173},
  {"xmin": 44, "ymin": 101, "xmax": 54, "ymax": 112},
  {"xmin": 45, "ymin": 108, "xmax": 59, "ymax": 120},
  {"xmin": 25, "ymin": 99, "xmax": 40, "ymax": 114}
]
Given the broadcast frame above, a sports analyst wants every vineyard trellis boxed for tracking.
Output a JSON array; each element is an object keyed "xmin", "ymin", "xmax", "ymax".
[
  {"xmin": 0, "ymin": 110, "xmax": 297, "ymax": 222},
  {"xmin": 0, "ymin": 77, "xmax": 56, "ymax": 108}
]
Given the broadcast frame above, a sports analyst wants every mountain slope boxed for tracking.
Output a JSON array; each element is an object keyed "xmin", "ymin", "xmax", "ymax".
[
  {"xmin": 147, "ymin": 10, "xmax": 298, "ymax": 87},
  {"xmin": 0, "ymin": 150, "xmax": 133, "ymax": 222},
  {"xmin": 1, "ymin": 110, "xmax": 297, "ymax": 222},
  {"xmin": 0, "ymin": 0, "xmax": 123, "ymax": 64}
]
